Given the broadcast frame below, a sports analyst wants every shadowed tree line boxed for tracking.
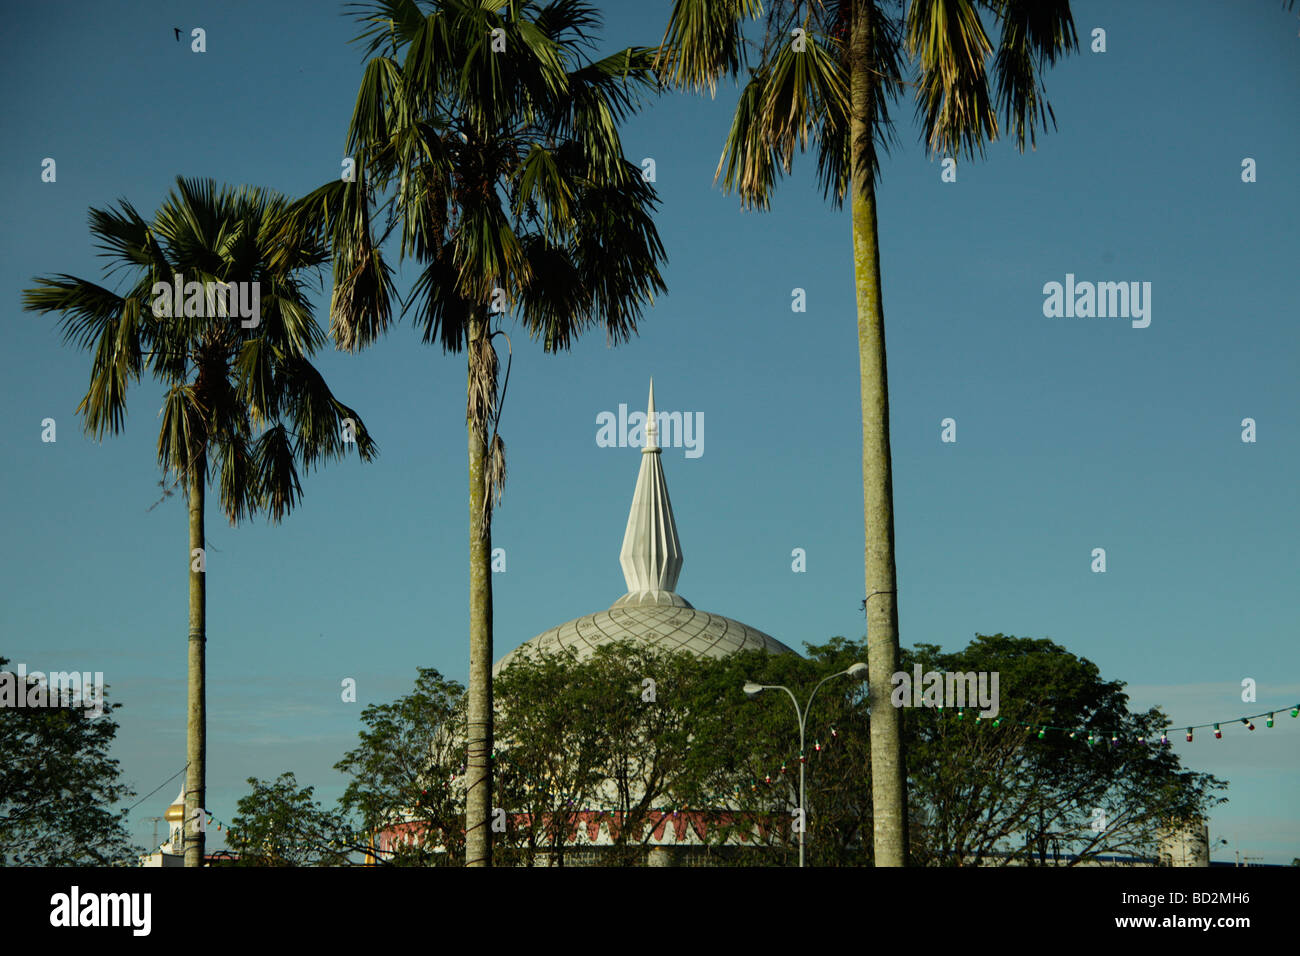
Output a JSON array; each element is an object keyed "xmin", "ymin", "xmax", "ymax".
[{"xmin": 225, "ymin": 635, "xmax": 1225, "ymax": 867}]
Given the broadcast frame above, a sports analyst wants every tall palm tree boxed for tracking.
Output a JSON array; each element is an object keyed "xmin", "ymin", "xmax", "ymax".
[
  {"xmin": 23, "ymin": 177, "xmax": 377, "ymax": 866},
  {"xmin": 279, "ymin": 0, "xmax": 666, "ymax": 865},
  {"xmin": 656, "ymin": 0, "xmax": 1077, "ymax": 866}
]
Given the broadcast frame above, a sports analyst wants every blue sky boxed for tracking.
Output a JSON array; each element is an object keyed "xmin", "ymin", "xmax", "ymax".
[{"xmin": 2, "ymin": 0, "xmax": 1297, "ymax": 863}]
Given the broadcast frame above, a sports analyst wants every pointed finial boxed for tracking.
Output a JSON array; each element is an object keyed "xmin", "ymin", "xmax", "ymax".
[
  {"xmin": 614, "ymin": 379, "xmax": 690, "ymax": 607},
  {"xmin": 644, "ymin": 378, "xmax": 658, "ymax": 452}
]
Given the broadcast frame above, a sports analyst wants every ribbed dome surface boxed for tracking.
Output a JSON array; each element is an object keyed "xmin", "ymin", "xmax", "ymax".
[{"xmin": 495, "ymin": 603, "xmax": 795, "ymax": 675}]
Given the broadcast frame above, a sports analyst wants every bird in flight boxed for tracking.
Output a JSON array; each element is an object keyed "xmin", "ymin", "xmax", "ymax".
[{"xmin": 174, "ymin": 27, "xmax": 182, "ymax": 42}]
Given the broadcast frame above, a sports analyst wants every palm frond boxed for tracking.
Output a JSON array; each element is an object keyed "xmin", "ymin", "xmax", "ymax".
[
  {"xmin": 346, "ymin": 0, "xmax": 428, "ymax": 60},
  {"xmin": 278, "ymin": 355, "xmax": 377, "ymax": 470},
  {"xmin": 533, "ymin": 0, "xmax": 605, "ymax": 49},
  {"xmin": 214, "ymin": 432, "xmax": 258, "ymax": 525},
  {"xmin": 515, "ymin": 233, "xmax": 589, "ymax": 350},
  {"xmin": 717, "ymin": 68, "xmax": 780, "ymax": 209},
  {"xmin": 452, "ymin": 197, "xmax": 530, "ymax": 305},
  {"xmin": 513, "ymin": 143, "xmax": 577, "ymax": 236},
  {"xmin": 22, "ymin": 275, "xmax": 125, "ymax": 352},
  {"xmin": 329, "ymin": 167, "xmax": 399, "ymax": 353},
  {"xmin": 983, "ymin": 0, "xmax": 1077, "ymax": 151},
  {"xmin": 348, "ymin": 55, "xmax": 407, "ymax": 157},
  {"xmin": 568, "ymin": 163, "xmax": 666, "ymax": 346},
  {"xmin": 87, "ymin": 201, "xmax": 162, "ymax": 279},
  {"xmin": 74, "ymin": 293, "xmax": 143, "ymax": 438},
  {"xmin": 234, "ymin": 336, "xmax": 279, "ymax": 426},
  {"xmin": 157, "ymin": 383, "xmax": 206, "ymax": 483},
  {"xmin": 906, "ymin": 0, "xmax": 997, "ymax": 159},
  {"xmin": 250, "ymin": 423, "xmax": 303, "ymax": 523},
  {"xmin": 406, "ymin": 248, "xmax": 475, "ymax": 352},
  {"xmin": 762, "ymin": 24, "xmax": 850, "ymax": 175},
  {"xmin": 656, "ymin": 0, "xmax": 764, "ymax": 93}
]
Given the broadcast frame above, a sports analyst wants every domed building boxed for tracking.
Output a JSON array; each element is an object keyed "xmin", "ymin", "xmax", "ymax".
[
  {"xmin": 489, "ymin": 381, "xmax": 797, "ymax": 865},
  {"xmin": 496, "ymin": 381, "xmax": 795, "ymax": 673},
  {"xmin": 376, "ymin": 383, "xmax": 798, "ymax": 866},
  {"xmin": 137, "ymin": 787, "xmax": 187, "ymax": 867}
]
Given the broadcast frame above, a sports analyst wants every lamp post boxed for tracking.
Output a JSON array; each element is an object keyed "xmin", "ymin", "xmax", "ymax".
[{"xmin": 743, "ymin": 663, "xmax": 868, "ymax": 867}]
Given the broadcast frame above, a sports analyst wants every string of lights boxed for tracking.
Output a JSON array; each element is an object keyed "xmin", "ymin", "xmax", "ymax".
[{"xmin": 940, "ymin": 701, "xmax": 1300, "ymax": 745}]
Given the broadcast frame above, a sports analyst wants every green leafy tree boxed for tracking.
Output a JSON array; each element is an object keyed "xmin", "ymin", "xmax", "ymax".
[
  {"xmin": 899, "ymin": 634, "xmax": 1228, "ymax": 866},
  {"xmin": 228, "ymin": 772, "xmax": 358, "ymax": 866},
  {"xmin": 335, "ymin": 667, "xmax": 468, "ymax": 866},
  {"xmin": 656, "ymin": 0, "xmax": 1080, "ymax": 866},
  {"xmin": 250, "ymin": 636, "xmax": 1222, "ymax": 867},
  {"xmin": 495, "ymin": 642, "xmax": 701, "ymax": 865},
  {"xmin": 280, "ymin": 0, "xmax": 667, "ymax": 866},
  {"xmin": 23, "ymin": 178, "xmax": 377, "ymax": 865},
  {"xmin": 788, "ymin": 640, "xmax": 875, "ymax": 865},
  {"xmin": 495, "ymin": 648, "xmax": 605, "ymax": 866},
  {"xmin": 584, "ymin": 643, "xmax": 698, "ymax": 865},
  {"xmin": 0, "ymin": 657, "xmax": 138, "ymax": 865},
  {"xmin": 680, "ymin": 635, "xmax": 1226, "ymax": 867},
  {"xmin": 677, "ymin": 644, "xmax": 869, "ymax": 866}
]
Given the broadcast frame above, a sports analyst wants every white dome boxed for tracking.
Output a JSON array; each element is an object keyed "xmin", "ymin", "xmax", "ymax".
[
  {"xmin": 495, "ymin": 380, "xmax": 796, "ymax": 674},
  {"xmin": 495, "ymin": 603, "xmax": 795, "ymax": 674}
]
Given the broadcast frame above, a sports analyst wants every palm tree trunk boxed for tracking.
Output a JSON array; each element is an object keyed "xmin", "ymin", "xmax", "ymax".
[
  {"xmin": 184, "ymin": 457, "xmax": 207, "ymax": 867},
  {"xmin": 850, "ymin": 0, "xmax": 908, "ymax": 867},
  {"xmin": 464, "ymin": 316, "xmax": 494, "ymax": 867}
]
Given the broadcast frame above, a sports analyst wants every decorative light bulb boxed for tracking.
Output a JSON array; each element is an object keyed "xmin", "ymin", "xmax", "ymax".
[
  {"xmin": 1214, "ymin": 723, "xmax": 1221, "ymax": 739},
  {"xmin": 1038, "ymin": 726, "xmax": 1047, "ymax": 739},
  {"xmin": 1267, "ymin": 713, "xmax": 1275, "ymax": 728},
  {"xmin": 1186, "ymin": 728, "xmax": 1193, "ymax": 742},
  {"xmin": 1160, "ymin": 733, "xmax": 1168, "ymax": 745},
  {"xmin": 1243, "ymin": 718, "xmax": 1255, "ymax": 731}
]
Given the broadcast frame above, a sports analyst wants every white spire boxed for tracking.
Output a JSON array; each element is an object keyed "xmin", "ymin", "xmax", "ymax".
[
  {"xmin": 614, "ymin": 379, "xmax": 691, "ymax": 608},
  {"xmin": 644, "ymin": 378, "xmax": 659, "ymax": 451}
]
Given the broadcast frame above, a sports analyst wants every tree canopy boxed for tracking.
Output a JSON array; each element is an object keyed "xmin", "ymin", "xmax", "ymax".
[
  {"xmin": 228, "ymin": 633, "xmax": 1225, "ymax": 866},
  {"xmin": 0, "ymin": 657, "xmax": 138, "ymax": 866}
]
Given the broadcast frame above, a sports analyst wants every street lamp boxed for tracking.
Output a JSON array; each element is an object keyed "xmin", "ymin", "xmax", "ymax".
[{"xmin": 743, "ymin": 663, "xmax": 868, "ymax": 867}]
